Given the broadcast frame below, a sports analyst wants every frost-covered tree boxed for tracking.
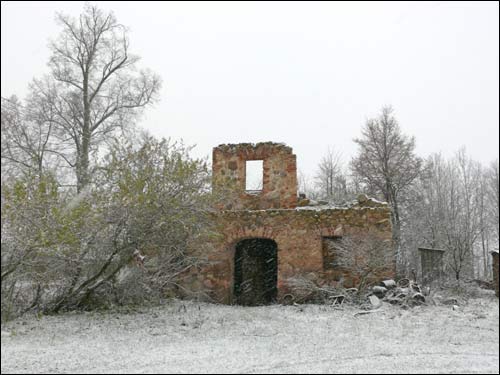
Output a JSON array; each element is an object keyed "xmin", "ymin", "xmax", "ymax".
[
  {"xmin": 315, "ymin": 147, "xmax": 352, "ymax": 203},
  {"xmin": 351, "ymin": 106, "xmax": 422, "ymax": 271},
  {"xmin": 405, "ymin": 150, "xmax": 488, "ymax": 281},
  {"xmin": 485, "ymin": 160, "xmax": 499, "ymax": 241},
  {"xmin": 28, "ymin": 4, "xmax": 161, "ymax": 192}
]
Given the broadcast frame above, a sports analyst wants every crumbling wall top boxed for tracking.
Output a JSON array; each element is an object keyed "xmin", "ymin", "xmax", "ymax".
[{"xmin": 213, "ymin": 142, "xmax": 293, "ymax": 157}]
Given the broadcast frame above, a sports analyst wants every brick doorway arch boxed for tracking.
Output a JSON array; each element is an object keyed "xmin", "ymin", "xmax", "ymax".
[{"xmin": 234, "ymin": 238, "xmax": 278, "ymax": 306}]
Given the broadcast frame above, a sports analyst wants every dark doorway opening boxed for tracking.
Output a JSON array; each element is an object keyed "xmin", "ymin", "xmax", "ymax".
[{"xmin": 234, "ymin": 238, "xmax": 278, "ymax": 306}]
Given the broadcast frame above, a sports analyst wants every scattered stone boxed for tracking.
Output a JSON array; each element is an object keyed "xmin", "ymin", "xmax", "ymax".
[
  {"xmin": 1, "ymin": 331, "xmax": 12, "ymax": 337},
  {"xmin": 372, "ymin": 286, "xmax": 388, "ymax": 297},
  {"xmin": 396, "ymin": 287, "xmax": 410, "ymax": 296},
  {"xmin": 411, "ymin": 292, "xmax": 425, "ymax": 304},
  {"xmin": 369, "ymin": 295, "xmax": 382, "ymax": 309},
  {"xmin": 397, "ymin": 278, "xmax": 410, "ymax": 288},
  {"xmin": 357, "ymin": 194, "xmax": 368, "ymax": 203},
  {"xmin": 382, "ymin": 279, "xmax": 425, "ymax": 307},
  {"xmin": 381, "ymin": 280, "xmax": 396, "ymax": 289},
  {"xmin": 411, "ymin": 284, "xmax": 422, "ymax": 293}
]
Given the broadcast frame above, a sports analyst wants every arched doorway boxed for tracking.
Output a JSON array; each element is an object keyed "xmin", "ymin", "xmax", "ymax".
[{"xmin": 234, "ymin": 238, "xmax": 278, "ymax": 306}]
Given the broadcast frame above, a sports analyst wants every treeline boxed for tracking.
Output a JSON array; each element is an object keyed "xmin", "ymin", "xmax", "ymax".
[{"xmin": 304, "ymin": 107, "xmax": 499, "ymax": 282}]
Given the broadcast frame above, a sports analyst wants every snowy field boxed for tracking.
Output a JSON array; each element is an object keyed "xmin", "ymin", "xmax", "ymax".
[{"xmin": 1, "ymin": 298, "xmax": 499, "ymax": 374}]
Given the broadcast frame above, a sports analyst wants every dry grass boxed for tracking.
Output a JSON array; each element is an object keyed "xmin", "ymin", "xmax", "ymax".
[{"xmin": 1, "ymin": 294, "xmax": 498, "ymax": 374}]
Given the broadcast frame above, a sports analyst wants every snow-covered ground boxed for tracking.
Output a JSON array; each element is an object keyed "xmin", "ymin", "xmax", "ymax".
[{"xmin": 1, "ymin": 297, "xmax": 499, "ymax": 374}]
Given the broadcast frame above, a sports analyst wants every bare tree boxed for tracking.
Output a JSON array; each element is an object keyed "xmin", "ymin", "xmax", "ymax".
[
  {"xmin": 297, "ymin": 170, "xmax": 317, "ymax": 200},
  {"xmin": 445, "ymin": 148, "xmax": 481, "ymax": 280},
  {"xmin": 1, "ymin": 96, "xmax": 56, "ymax": 179},
  {"xmin": 33, "ymin": 4, "xmax": 162, "ymax": 192},
  {"xmin": 409, "ymin": 150, "xmax": 483, "ymax": 282},
  {"xmin": 476, "ymin": 165, "xmax": 492, "ymax": 279},
  {"xmin": 472, "ymin": 159, "xmax": 499, "ymax": 280},
  {"xmin": 351, "ymin": 106, "xmax": 422, "ymax": 272},
  {"xmin": 315, "ymin": 147, "xmax": 351, "ymax": 203}
]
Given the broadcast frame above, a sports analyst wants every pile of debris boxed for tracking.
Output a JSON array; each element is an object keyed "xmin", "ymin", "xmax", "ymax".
[
  {"xmin": 284, "ymin": 276, "xmax": 351, "ymax": 305},
  {"xmin": 284, "ymin": 276, "xmax": 426, "ymax": 309},
  {"xmin": 368, "ymin": 278, "xmax": 425, "ymax": 309}
]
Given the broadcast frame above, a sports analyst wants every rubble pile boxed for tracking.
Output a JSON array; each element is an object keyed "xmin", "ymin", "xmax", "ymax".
[
  {"xmin": 285, "ymin": 276, "xmax": 427, "ymax": 309},
  {"xmin": 368, "ymin": 278, "xmax": 426, "ymax": 309}
]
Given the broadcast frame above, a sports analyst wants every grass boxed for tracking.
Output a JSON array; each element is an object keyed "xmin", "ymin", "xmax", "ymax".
[{"xmin": 1, "ymin": 294, "xmax": 499, "ymax": 374}]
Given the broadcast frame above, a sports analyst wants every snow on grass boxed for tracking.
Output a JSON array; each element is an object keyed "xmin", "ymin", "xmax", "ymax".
[{"xmin": 1, "ymin": 297, "xmax": 499, "ymax": 374}]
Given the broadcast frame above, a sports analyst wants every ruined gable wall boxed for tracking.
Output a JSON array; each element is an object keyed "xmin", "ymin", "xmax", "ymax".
[{"xmin": 212, "ymin": 143, "xmax": 297, "ymax": 210}]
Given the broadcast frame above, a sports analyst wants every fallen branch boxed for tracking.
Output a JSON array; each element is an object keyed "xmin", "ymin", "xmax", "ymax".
[{"xmin": 354, "ymin": 310, "xmax": 383, "ymax": 317}]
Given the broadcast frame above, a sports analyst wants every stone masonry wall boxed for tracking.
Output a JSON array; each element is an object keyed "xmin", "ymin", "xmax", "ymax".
[
  {"xmin": 180, "ymin": 203, "xmax": 394, "ymax": 304},
  {"xmin": 212, "ymin": 142, "xmax": 297, "ymax": 210},
  {"xmin": 177, "ymin": 142, "xmax": 394, "ymax": 304}
]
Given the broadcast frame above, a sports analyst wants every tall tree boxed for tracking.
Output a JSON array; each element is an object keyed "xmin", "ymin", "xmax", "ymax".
[
  {"xmin": 476, "ymin": 165, "xmax": 491, "ymax": 278},
  {"xmin": 34, "ymin": 4, "xmax": 161, "ymax": 192},
  {"xmin": 315, "ymin": 147, "xmax": 351, "ymax": 203},
  {"xmin": 408, "ymin": 151, "xmax": 485, "ymax": 281},
  {"xmin": 351, "ymin": 106, "xmax": 422, "ymax": 270},
  {"xmin": 447, "ymin": 148, "xmax": 481, "ymax": 280}
]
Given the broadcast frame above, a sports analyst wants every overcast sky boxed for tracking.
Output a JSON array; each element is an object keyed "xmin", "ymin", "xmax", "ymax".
[{"xmin": 2, "ymin": 1, "xmax": 498, "ymax": 178}]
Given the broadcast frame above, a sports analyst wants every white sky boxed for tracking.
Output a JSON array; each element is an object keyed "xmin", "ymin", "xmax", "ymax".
[{"xmin": 1, "ymin": 1, "xmax": 499, "ymax": 179}]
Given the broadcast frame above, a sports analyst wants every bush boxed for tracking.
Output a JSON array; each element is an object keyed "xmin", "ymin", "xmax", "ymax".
[{"xmin": 1, "ymin": 136, "xmax": 215, "ymax": 320}]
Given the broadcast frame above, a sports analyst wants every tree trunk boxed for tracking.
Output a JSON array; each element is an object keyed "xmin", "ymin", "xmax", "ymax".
[
  {"xmin": 387, "ymin": 187, "xmax": 403, "ymax": 277},
  {"xmin": 77, "ymin": 73, "xmax": 91, "ymax": 193},
  {"xmin": 77, "ymin": 128, "xmax": 90, "ymax": 193}
]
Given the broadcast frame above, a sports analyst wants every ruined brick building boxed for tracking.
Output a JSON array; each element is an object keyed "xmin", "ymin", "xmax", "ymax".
[{"xmin": 181, "ymin": 142, "xmax": 395, "ymax": 305}]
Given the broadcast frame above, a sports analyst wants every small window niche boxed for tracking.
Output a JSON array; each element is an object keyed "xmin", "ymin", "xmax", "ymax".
[
  {"xmin": 322, "ymin": 236, "xmax": 343, "ymax": 270},
  {"xmin": 245, "ymin": 160, "xmax": 263, "ymax": 194}
]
